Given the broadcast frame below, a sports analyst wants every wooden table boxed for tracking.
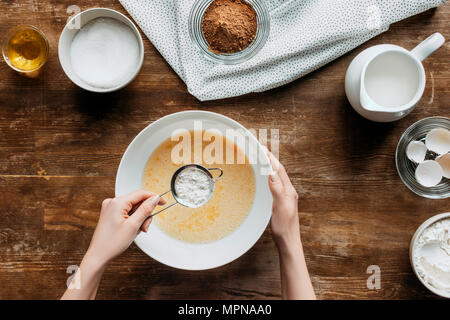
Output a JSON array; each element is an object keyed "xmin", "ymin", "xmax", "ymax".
[{"xmin": 0, "ymin": 1, "xmax": 448, "ymax": 300}]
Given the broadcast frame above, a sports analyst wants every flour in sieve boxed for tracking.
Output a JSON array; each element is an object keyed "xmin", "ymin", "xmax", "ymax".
[{"xmin": 174, "ymin": 168, "xmax": 212, "ymax": 207}]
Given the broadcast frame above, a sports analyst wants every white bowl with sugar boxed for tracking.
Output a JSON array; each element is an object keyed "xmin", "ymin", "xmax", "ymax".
[{"xmin": 58, "ymin": 8, "xmax": 144, "ymax": 93}]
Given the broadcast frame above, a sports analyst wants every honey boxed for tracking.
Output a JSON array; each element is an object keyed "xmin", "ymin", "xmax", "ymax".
[
  {"xmin": 142, "ymin": 130, "xmax": 256, "ymax": 243},
  {"xmin": 3, "ymin": 26, "xmax": 48, "ymax": 73}
]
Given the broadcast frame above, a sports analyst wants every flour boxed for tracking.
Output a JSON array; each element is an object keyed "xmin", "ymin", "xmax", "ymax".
[
  {"xmin": 174, "ymin": 168, "xmax": 212, "ymax": 207},
  {"xmin": 70, "ymin": 17, "xmax": 140, "ymax": 88},
  {"xmin": 413, "ymin": 218, "xmax": 450, "ymax": 292}
]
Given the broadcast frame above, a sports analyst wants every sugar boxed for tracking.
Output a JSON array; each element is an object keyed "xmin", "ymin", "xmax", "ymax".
[{"xmin": 70, "ymin": 17, "xmax": 140, "ymax": 89}]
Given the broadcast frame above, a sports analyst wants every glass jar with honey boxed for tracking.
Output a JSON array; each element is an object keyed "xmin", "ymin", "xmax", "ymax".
[{"xmin": 2, "ymin": 25, "xmax": 49, "ymax": 77}]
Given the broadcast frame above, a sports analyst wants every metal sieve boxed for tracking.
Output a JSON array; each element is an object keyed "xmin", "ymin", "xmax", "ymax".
[{"xmin": 138, "ymin": 164, "xmax": 223, "ymax": 221}]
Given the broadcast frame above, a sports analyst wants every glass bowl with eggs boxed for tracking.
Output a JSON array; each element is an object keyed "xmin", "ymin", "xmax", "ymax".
[{"xmin": 396, "ymin": 117, "xmax": 450, "ymax": 199}]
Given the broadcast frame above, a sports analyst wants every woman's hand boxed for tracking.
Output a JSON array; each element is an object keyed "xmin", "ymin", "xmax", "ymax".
[
  {"xmin": 267, "ymin": 152, "xmax": 301, "ymax": 249},
  {"xmin": 62, "ymin": 190, "xmax": 165, "ymax": 300},
  {"xmin": 86, "ymin": 190, "xmax": 166, "ymax": 267},
  {"xmin": 267, "ymin": 152, "xmax": 316, "ymax": 300}
]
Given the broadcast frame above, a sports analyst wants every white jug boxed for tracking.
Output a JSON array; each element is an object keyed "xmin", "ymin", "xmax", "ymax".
[{"xmin": 345, "ymin": 33, "xmax": 445, "ymax": 122}]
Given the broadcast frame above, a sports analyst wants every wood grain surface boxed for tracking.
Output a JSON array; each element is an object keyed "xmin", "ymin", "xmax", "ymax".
[{"xmin": 0, "ymin": 1, "xmax": 449, "ymax": 300}]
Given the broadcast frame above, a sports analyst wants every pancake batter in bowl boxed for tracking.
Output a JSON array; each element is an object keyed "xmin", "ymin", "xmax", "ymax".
[{"xmin": 142, "ymin": 130, "xmax": 255, "ymax": 243}]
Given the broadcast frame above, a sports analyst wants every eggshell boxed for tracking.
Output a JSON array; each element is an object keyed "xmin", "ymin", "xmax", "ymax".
[
  {"xmin": 415, "ymin": 160, "xmax": 443, "ymax": 188},
  {"xmin": 425, "ymin": 128, "xmax": 450, "ymax": 155}
]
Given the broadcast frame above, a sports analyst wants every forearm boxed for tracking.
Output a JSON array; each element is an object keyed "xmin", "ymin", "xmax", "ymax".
[
  {"xmin": 275, "ymin": 229, "xmax": 316, "ymax": 300},
  {"xmin": 61, "ymin": 252, "xmax": 107, "ymax": 300}
]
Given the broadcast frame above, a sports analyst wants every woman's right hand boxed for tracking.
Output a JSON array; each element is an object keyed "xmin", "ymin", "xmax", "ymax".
[
  {"xmin": 62, "ymin": 190, "xmax": 167, "ymax": 300},
  {"xmin": 86, "ymin": 190, "xmax": 166, "ymax": 267}
]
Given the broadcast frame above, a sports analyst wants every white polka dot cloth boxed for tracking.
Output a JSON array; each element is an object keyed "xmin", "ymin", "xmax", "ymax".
[{"xmin": 119, "ymin": 0, "xmax": 446, "ymax": 101}]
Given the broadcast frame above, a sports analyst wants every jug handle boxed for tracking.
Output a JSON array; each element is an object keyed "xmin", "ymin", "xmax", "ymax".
[{"xmin": 411, "ymin": 33, "xmax": 445, "ymax": 62}]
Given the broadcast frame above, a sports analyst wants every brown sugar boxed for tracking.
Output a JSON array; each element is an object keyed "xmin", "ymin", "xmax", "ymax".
[{"xmin": 201, "ymin": 0, "xmax": 258, "ymax": 54}]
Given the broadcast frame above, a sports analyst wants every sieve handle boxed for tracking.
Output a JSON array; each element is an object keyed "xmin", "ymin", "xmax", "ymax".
[
  {"xmin": 129, "ymin": 190, "xmax": 178, "ymax": 222},
  {"xmin": 146, "ymin": 189, "xmax": 178, "ymax": 219},
  {"xmin": 208, "ymin": 168, "xmax": 224, "ymax": 183},
  {"xmin": 147, "ymin": 201, "xmax": 178, "ymax": 219}
]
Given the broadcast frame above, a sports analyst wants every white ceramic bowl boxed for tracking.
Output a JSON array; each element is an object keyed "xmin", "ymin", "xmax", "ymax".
[
  {"xmin": 58, "ymin": 8, "xmax": 144, "ymax": 93},
  {"xmin": 115, "ymin": 111, "xmax": 273, "ymax": 270},
  {"xmin": 409, "ymin": 212, "xmax": 450, "ymax": 298}
]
